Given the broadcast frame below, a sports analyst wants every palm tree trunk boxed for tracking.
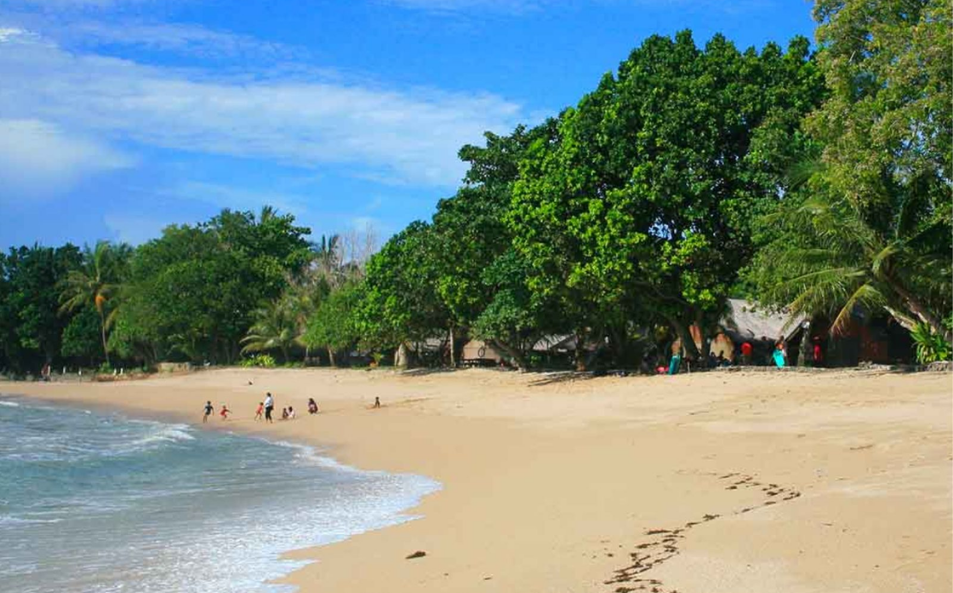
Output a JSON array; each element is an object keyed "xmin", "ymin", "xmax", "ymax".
[
  {"xmin": 889, "ymin": 280, "xmax": 950, "ymax": 341},
  {"xmin": 99, "ymin": 309, "xmax": 110, "ymax": 368}
]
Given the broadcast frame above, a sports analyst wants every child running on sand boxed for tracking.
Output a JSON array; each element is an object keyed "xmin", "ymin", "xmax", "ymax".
[
  {"xmin": 203, "ymin": 401, "xmax": 214, "ymax": 423},
  {"xmin": 254, "ymin": 402, "xmax": 264, "ymax": 421},
  {"xmin": 220, "ymin": 404, "xmax": 230, "ymax": 420}
]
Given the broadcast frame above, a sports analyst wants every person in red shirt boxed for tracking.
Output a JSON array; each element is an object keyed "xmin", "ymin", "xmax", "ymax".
[
  {"xmin": 740, "ymin": 341, "xmax": 753, "ymax": 366},
  {"xmin": 812, "ymin": 338, "xmax": 823, "ymax": 367}
]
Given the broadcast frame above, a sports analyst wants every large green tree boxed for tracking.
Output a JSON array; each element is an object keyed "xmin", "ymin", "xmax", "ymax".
[
  {"xmin": 750, "ymin": 0, "xmax": 952, "ymax": 341},
  {"xmin": 0, "ymin": 244, "xmax": 83, "ymax": 373},
  {"xmin": 429, "ymin": 123, "xmax": 558, "ymax": 366},
  {"xmin": 510, "ymin": 31, "xmax": 825, "ymax": 363},
  {"xmin": 303, "ymin": 281, "xmax": 363, "ymax": 366},
  {"xmin": 115, "ymin": 208, "xmax": 311, "ymax": 364},
  {"xmin": 355, "ymin": 221, "xmax": 447, "ymax": 354}
]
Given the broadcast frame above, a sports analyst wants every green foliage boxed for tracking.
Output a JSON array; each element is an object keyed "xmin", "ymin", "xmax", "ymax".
[
  {"xmin": 428, "ymin": 123, "xmax": 559, "ymax": 364},
  {"xmin": 58, "ymin": 241, "xmax": 131, "ymax": 366},
  {"xmin": 241, "ymin": 298, "xmax": 301, "ymax": 362},
  {"xmin": 749, "ymin": 0, "xmax": 952, "ymax": 339},
  {"xmin": 1, "ymin": 15, "xmax": 946, "ymax": 373},
  {"xmin": 303, "ymin": 282, "xmax": 362, "ymax": 359},
  {"xmin": 355, "ymin": 222, "xmax": 447, "ymax": 350},
  {"xmin": 61, "ymin": 307, "xmax": 103, "ymax": 362},
  {"xmin": 0, "ymin": 244, "xmax": 83, "ymax": 373},
  {"xmin": 118, "ymin": 207, "xmax": 311, "ymax": 363},
  {"xmin": 239, "ymin": 353, "xmax": 277, "ymax": 368},
  {"xmin": 509, "ymin": 31, "xmax": 825, "ymax": 360},
  {"xmin": 911, "ymin": 323, "xmax": 952, "ymax": 364}
]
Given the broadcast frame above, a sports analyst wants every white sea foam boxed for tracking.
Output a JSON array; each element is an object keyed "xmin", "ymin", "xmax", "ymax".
[
  {"xmin": 1, "ymin": 401, "xmax": 442, "ymax": 593},
  {"xmin": 131, "ymin": 424, "xmax": 195, "ymax": 446},
  {"xmin": 0, "ymin": 515, "xmax": 63, "ymax": 526},
  {"xmin": 269, "ymin": 438, "xmax": 371, "ymax": 474},
  {"xmin": 0, "ymin": 401, "xmax": 20, "ymax": 407}
]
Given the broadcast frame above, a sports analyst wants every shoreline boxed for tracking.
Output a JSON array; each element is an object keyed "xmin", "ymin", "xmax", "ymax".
[
  {"xmin": 5, "ymin": 367, "xmax": 952, "ymax": 592},
  {"xmin": 2, "ymin": 379, "xmax": 445, "ymax": 593}
]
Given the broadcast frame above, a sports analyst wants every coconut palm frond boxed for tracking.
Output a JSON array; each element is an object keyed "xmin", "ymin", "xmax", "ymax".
[
  {"xmin": 870, "ymin": 243, "xmax": 899, "ymax": 277},
  {"xmin": 830, "ymin": 282, "xmax": 887, "ymax": 335}
]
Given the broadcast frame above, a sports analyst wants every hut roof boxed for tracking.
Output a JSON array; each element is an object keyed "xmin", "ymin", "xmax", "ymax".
[
  {"xmin": 532, "ymin": 334, "xmax": 576, "ymax": 352},
  {"xmin": 722, "ymin": 299, "xmax": 805, "ymax": 342}
]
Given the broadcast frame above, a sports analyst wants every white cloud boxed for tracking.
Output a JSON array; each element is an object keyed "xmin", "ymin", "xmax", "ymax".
[
  {"xmin": 0, "ymin": 27, "xmax": 28, "ymax": 41},
  {"xmin": 0, "ymin": 119, "xmax": 134, "ymax": 201},
  {"xmin": 52, "ymin": 20, "xmax": 303, "ymax": 61},
  {"xmin": 0, "ymin": 30, "xmax": 524, "ymax": 189}
]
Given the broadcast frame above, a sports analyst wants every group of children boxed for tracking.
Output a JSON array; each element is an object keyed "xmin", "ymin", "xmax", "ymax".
[{"xmin": 204, "ymin": 395, "xmax": 325, "ymax": 422}]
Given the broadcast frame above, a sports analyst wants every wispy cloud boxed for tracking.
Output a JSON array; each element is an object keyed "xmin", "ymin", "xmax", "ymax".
[
  {"xmin": 57, "ymin": 20, "xmax": 303, "ymax": 61},
  {"xmin": 0, "ymin": 119, "xmax": 134, "ymax": 201},
  {"xmin": 0, "ymin": 29, "xmax": 524, "ymax": 190}
]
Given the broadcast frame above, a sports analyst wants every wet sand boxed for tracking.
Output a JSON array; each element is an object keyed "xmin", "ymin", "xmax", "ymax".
[{"xmin": 8, "ymin": 367, "xmax": 952, "ymax": 593}]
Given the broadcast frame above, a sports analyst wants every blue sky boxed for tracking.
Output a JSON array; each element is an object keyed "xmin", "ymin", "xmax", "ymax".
[{"xmin": 0, "ymin": 0, "xmax": 817, "ymax": 250}]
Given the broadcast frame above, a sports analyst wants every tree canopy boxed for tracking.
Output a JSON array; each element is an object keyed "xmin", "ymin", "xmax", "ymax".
[{"xmin": 2, "ymin": 5, "xmax": 949, "ymax": 374}]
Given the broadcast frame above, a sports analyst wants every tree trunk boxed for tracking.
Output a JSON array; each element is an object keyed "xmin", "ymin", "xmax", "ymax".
[
  {"xmin": 696, "ymin": 314, "xmax": 711, "ymax": 367},
  {"xmin": 99, "ymin": 309, "xmax": 110, "ymax": 368},
  {"xmin": 327, "ymin": 347, "xmax": 336, "ymax": 367},
  {"xmin": 889, "ymin": 280, "xmax": 951, "ymax": 341},
  {"xmin": 798, "ymin": 327, "xmax": 812, "ymax": 367},
  {"xmin": 669, "ymin": 316, "xmax": 700, "ymax": 361},
  {"xmin": 489, "ymin": 339, "xmax": 527, "ymax": 371},
  {"xmin": 574, "ymin": 330, "xmax": 587, "ymax": 372},
  {"xmin": 448, "ymin": 325, "xmax": 456, "ymax": 368}
]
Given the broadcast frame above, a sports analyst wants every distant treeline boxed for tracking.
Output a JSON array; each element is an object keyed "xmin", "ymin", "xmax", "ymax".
[{"xmin": 1, "ymin": 0, "xmax": 950, "ymax": 375}]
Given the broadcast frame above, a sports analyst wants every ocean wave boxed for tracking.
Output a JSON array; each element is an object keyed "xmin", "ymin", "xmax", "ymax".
[
  {"xmin": 0, "ymin": 515, "xmax": 63, "ymax": 526},
  {"xmin": 268, "ymin": 439, "xmax": 372, "ymax": 475},
  {"xmin": 130, "ymin": 424, "xmax": 195, "ymax": 447},
  {"xmin": 0, "ymin": 401, "xmax": 20, "ymax": 407}
]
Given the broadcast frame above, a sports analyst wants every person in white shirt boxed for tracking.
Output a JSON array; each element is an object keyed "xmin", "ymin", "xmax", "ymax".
[{"xmin": 264, "ymin": 393, "xmax": 275, "ymax": 423}]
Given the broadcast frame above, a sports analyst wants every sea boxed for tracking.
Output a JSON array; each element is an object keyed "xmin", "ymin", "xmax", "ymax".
[{"xmin": 0, "ymin": 395, "xmax": 440, "ymax": 593}]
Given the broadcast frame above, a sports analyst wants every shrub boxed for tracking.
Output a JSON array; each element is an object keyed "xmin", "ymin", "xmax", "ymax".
[
  {"xmin": 911, "ymin": 323, "xmax": 952, "ymax": 364},
  {"xmin": 239, "ymin": 354, "xmax": 277, "ymax": 368}
]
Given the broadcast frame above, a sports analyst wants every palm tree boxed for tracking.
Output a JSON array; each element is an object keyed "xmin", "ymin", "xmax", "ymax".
[
  {"xmin": 59, "ymin": 241, "xmax": 124, "ymax": 367},
  {"xmin": 761, "ymin": 189, "xmax": 951, "ymax": 341},
  {"xmin": 241, "ymin": 299, "xmax": 300, "ymax": 362},
  {"xmin": 313, "ymin": 234, "xmax": 344, "ymax": 287}
]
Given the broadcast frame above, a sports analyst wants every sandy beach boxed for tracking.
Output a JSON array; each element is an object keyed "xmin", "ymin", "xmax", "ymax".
[{"xmin": 7, "ymin": 368, "xmax": 952, "ymax": 593}]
